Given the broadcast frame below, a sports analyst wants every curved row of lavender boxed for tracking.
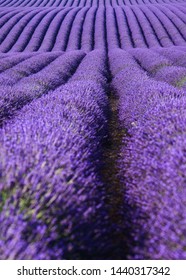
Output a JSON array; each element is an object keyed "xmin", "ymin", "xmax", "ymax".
[
  {"xmin": 0, "ymin": 3, "xmax": 186, "ymax": 52},
  {"xmin": 0, "ymin": 51, "xmax": 88, "ymax": 124},
  {"xmin": 0, "ymin": 50, "xmax": 120, "ymax": 259},
  {"xmin": 109, "ymin": 48, "xmax": 186, "ymax": 259},
  {"xmin": 0, "ymin": 0, "xmax": 186, "ymax": 260},
  {"xmin": 129, "ymin": 47, "xmax": 186, "ymax": 89}
]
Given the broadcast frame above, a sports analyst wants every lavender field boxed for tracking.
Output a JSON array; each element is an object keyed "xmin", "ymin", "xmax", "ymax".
[{"xmin": 0, "ymin": 0, "xmax": 186, "ymax": 260}]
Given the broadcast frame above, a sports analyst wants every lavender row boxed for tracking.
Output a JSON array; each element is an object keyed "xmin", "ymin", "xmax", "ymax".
[
  {"xmin": 0, "ymin": 51, "xmax": 84, "ymax": 125},
  {"xmin": 153, "ymin": 46, "xmax": 186, "ymax": 68},
  {"xmin": 153, "ymin": 66, "xmax": 186, "ymax": 89},
  {"xmin": 129, "ymin": 48, "xmax": 172, "ymax": 73},
  {"xmin": 0, "ymin": 52, "xmax": 35, "ymax": 73},
  {"xmin": 38, "ymin": 8, "xmax": 71, "ymax": 52},
  {"xmin": 131, "ymin": 5, "xmax": 159, "ymax": 48},
  {"xmin": 0, "ymin": 50, "xmax": 112, "ymax": 260},
  {"xmin": 114, "ymin": 6, "xmax": 133, "ymax": 49},
  {"xmin": 94, "ymin": 6, "xmax": 106, "ymax": 50},
  {"xmin": 130, "ymin": 48, "xmax": 186, "ymax": 89},
  {"xmin": 109, "ymin": 48, "xmax": 186, "ymax": 259},
  {"xmin": 81, "ymin": 6, "xmax": 96, "ymax": 52},
  {"xmin": 0, "ymin": 52, "xmax": 60, "ymax": 86},
  {"xmin": 52, "ymin": 8, "xmax": 81, "ymax": 51},
  {"xmin": 106, "ymin": 6, "xmax": 120, "ymax": 50},
  {"xmin": 66, "ymin": 7, "xmax": 89, "ymax": 51},
  {"xmin": 124, "ymin": 6, "xmax": 147, "ymax": 48}
]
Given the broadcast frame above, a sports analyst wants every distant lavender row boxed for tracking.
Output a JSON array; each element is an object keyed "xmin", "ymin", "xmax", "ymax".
[
  {"xmin": 130, "ymin": 48, "xmax": 186, "ymax": 89},
  {"xmin": 154, "ymin": 46, "xmax": 186, "ymax": 67},
  {"xmin": 0, "ymin": 52, "xmax": 35, "ymax": 72},
  {"xmin": 0, "ymin": 51, "xmax": 85, "ymax": 125},
  {"xmin": 0, "ymin": 0, "xmax": 184, "ymax": 8},
  {"xmin": 109, "ymin": 48, "xmax": 186, "ymax": 259},
  {"xmin": 0, "ymin": 52, "xmax": 60, "ymax": 85},
  {"xmin": 0, "ymin": 4, "xmax": 186, "ymax": 52}
]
